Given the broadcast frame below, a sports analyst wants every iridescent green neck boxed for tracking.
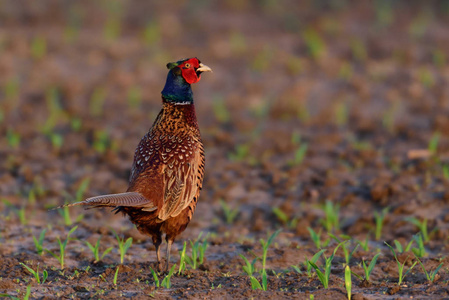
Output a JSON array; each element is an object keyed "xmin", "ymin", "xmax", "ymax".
[{"xmin": 161, "ymin": 69, "xmax": 194, "ymax": 104}]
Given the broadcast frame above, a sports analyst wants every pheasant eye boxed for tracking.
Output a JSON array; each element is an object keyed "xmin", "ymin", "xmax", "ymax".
[{"xmin": 184, "ymin": 63, "xmax": 191, "ymax": 68}]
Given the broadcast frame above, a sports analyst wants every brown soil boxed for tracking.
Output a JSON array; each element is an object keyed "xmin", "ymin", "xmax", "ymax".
[{"xmin": 1, "ymin": 1, "xmax": 449, "ymax": 299}]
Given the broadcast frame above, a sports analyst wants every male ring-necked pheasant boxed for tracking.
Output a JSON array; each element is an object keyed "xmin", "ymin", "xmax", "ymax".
[{"xmin": 56, "ymin": 58, "xmax": 211, "ymax": 271}]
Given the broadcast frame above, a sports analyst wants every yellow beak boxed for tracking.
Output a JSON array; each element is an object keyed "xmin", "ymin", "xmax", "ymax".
[{"xmin": 197, "ymin": 63, "xmax": 212, "ymax": 73}]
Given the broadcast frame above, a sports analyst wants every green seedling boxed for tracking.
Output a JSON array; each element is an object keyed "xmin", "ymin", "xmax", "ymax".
[
  {"xmin": 249, "ymin": 229, "xmax": 281, "ymax": 291},
  {"xmin": 350, "ymin": 38, "xmax": 367, "ymax": 62},
  {"xmin": 112, "ymin": 231, "xmax": 133, "ymax": 264},
  {"xmin": 85, "ymin": 236, "xmax": 113, "ymax": 263},
  {"xmin": 150, "ymin": 265, "xmax": 176, "ymax": 288},
  {"xmin": 113, "ymin": 266, "xmax": 119, "ymax": 285},
  {"xmin": 334, "ymin": 102, "xmax": 349, "ymax": 126},
  {"xmin": 70, "ymin": 117, "xmax": 82, "ymax": 132},
  {"xmin": 143, "ymin": 21, "xmax": 160, "ymax": 46},
  {"xmin": 428, "ymin": 132, "xmax": 440, "ymax": 154},
  {"xmin": 272, "ymin": 207, "xmax": 297, "ymax": 229},
  {"xmin": 6, "ymin": 129, "xmax": 20, "ymax": 148},
  {"xmin": 178, "ymin": 241, "xmax": 187, "ymax": 275},
  {"xmin": 345, "ymin": 265, "xmax": 352, "ymax": 300},
  {"xmin": 212, "ymin": 96, "xmax": 230, "ymax": 123},
  {"xmin": 19, "ymin": 263, "xmax": 48, "ymax": 284},
  {"xmin": 228, "ymin": 143, "xmax": 250, "ymax": 162},
  {"xmin": 358, "ymin": 235, "xmax": 370, "ymax": 251},
  {"xmin": 250, "ymin": 271, "xmax": 267, "ymax": 291},
  {"xmin": 2, "ymin": 200, "xmax": 27, "ymax": 225},
  {"xmin": 304, "ymin": 249, "xmax": 325, "ymax": 278},
  {"xmin": 185, "ymin": 232, "xmax": 208, "ymax": 269},
  {"xmin": 374, "ymin": 207, "xmax": 389, "ymax": 240},
  {"xmin": 361, "ymin": 253, "xmax": 381, "ymax": 282},
  {"xmin": 411, "ymin": 234, "xmax": 427, "ymax": 258},
  {"xmin": 433, "ymin": 49, "xmax": 446, "ymax": 68},
  {"xmin": 320, "ymin": 200, "xmax": 340, "ymax": 233},
  {"xmin": 4, "ymin": 77, "xmax": 20, "ymax": 101},
  {"xmin": 46, "ymin": 225, "xmax": 78, "ymax": 269},
  {"xmin": 251, "ymin": 46, "xmax": 273, "ymax": 72},
  {"xmin": 127, "ymin": 86, "xmax": 142, "ymax": 109},
  {"xmin": 385, "ymin": 242, "xmax": 417, "ymax": 285},
  {"xmin": 307, "ymin": 227, "xmax": 329, "ymax": 249},
  {"xmin": 293, "ymin": 143, "xmax": 308, "ymax": 165},
  {"xmin": 229, "ymin": 31, "xmax": 247, "ymax": 54},
  {"xmin": 2, "ymin": 284, "xmax": 32, "ymax": 300},
  {"xmin": 443, "ymin": 164, "xmax": 449, "ymax": 180},
  {"xmin": 302, "ymin": 28, "xmax": 326, "ymax": 60},
  {"xmin": 89, "ymin": 87, "xmax": 106, "ymax": 117},
  {"xmin": 329, "ymin": 234, "xmax": 358, "ymax": 265},
  {"xmin": 415, "ymin": 256, "xmax": 443, "ymax": 282},
  {"xmin": 418, "ymin": 67, "xmax": 435, "ymax": 88},
  {"xmin": 405, "ymin": 217, "xmax": 429, "ymax": 242},
  {"xmin": 260, "ymin": 229, "xmax": 281, "ymax": 272},
  {"xmin": 32, "ymin": 229, "xmax": 47, "ymax": 255},
  {"xmin": 31, "ymin": 36, "xmax": 47, "ymax": 59},
  {"xmin": 59, "ymin": 178, "xmax": 89, "ymax": 225},
  {"xmin": 308, "ymin": 241, "xmax": 345, "ymax": 288},
  {"xmin": 393, "ymin": 239, "xmax": 414, "ymax": 254},
  {"xmin": 375, "ymin": 0, "xmax": 393, "ymax": 27},
  {"xmin": 239, "ymin": 253, "xmax": 257, "ymax": 276},
  {"xmin": 220, "ymin": 200, "xmax": 239, "ymax": 225}
]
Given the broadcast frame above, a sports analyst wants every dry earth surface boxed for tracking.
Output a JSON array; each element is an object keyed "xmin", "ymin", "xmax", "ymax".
[{"xmin": 1, "ymin": 1, "xmax": 449, "ymax": 299}]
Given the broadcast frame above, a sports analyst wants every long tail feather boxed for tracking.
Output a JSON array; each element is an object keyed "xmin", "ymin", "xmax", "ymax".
[{"xmin": 51, "ymin": 192, "xmax": 157, "ymax": 211}]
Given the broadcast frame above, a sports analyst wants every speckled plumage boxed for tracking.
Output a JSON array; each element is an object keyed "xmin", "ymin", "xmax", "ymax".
[
  {"xmin": 55, "ymin": 58, "xmax": 211, "ymax": 271},
  {"xmin": 120, "ymin": 101, "xmax": 205, "ymax": 269}
]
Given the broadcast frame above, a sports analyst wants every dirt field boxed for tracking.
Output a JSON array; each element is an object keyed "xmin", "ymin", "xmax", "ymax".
[{"xmin": 1, "ymin": 1, "xmax": 449, "ymax": 299}]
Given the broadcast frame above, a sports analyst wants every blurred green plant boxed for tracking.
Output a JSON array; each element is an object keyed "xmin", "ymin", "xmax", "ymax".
[
  {"xmin": 345, "ymin": 265, "xmax": 352, "ymax": 300},
  {"xmin": 212, "ymin": 96, "xmax": 230, "ymax": 123},
  {"xmin": 112, "ymin": 231, "xmax": 133, "ymax": 264},
  {"xmin": 20, "ymin": 263, "xmax": 48, "ymax": 284},
  {"xmin": 85, "ymin": 236, "xmax": 113, "ymax": 263},
  {"xmin": 320, "ymin": 200, "xmax": 340, "ymax": 233},
  {"xmin": 31, "ymin": 36, "xmax": 47, "ymax": 59},
  {"xmin": 185, "ymin": 232, "xmax": 208, "ymax": 270},
  {"xmin": 220, "ymin": 200, "xmax": 239, "ymax": 225},
  {"xmin": 374, "ymin": 207, "xmax": 389, "ymax": 240},
  {"xmin": 428, "ymin": 132, "xmax": 440, "ymax": 155},
  {"xmin": 302, "ymin": 28, "xmax": 326, "ymax": 60},
  {"xmin": 272, "ymin": 206, "xmax": 297, "ymax": 229},
  {"xmin": 127, "ymin": 86, "xmax": 142, "ymax": 110},
  {"xmin": 432, "ymin": 49, "xmax": 446, "ymax": 68},
  {"xmin": 405, "ymin": 217, "xmax": 429, "ymax": 242},
  {"xmin": 32, "ymin": 228, "xmax": 47, "ymax": 256},
  {"xmin": 6, "ymin": 129, "xmax": 20, "ymax": 149},
  {"xmin": 89, "ymin": 87, "xmax": 107, "ymax": 117},
  {"xmin": 308, "ymin": 241, "xmax": 345, "ymax": 289},
  {"xmin": 418, "ymin": 67, "xmax": 435, "ymax": 88},
  {"xmin": 415, "ymin": 256, "xmax": 443, "ymax": 283},
  {"xmin": 334, "ymin": 101, "xmax": 349, "ymax": 126},
  {"xmin": 374, "ymin": 0, "xmax": 394, "ymax": 28},
  {"xmin": 46, "ymin": 225, "xmax": 78, "ymax": 269},
  {"xmin": 228, "ymin": 143, "xmax": 250, "ymax": 162},
  {"xmin": 307, "ymin": 227, "xmax": 329, "ymax": 249},
  {"xmin": 4, "ymin": 77, "xmax": 20, "ymax": 101},
  {"xmin": 229, "ymin": 31, "xmax": 247, "ymax": 55},
  {"xmin": 350, "ymin": 38, "xmax": 367, "ymax": 62},
  {"xmin": 251, "ymin": 46, "xmax": 273, "ymax": 72},
  {"xmin": 143, "ymin": 21, "xmax": 160, "ymax": 46},
  {"xmin": 385, "ymin": 242, "xmax": 417, "ymax": 285},
  {"xmin": 240, "ymin": 253, "xmax": 257, "ymax": 276},
  {"xmin": 60, "ymin": 178, "xmax": 89, "ymax": 225}
]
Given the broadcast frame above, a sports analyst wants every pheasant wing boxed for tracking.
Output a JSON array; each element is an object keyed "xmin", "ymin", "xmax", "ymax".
[{"xmin": 157, "ymin": 150, "xmax": 201, "ymax": 221}]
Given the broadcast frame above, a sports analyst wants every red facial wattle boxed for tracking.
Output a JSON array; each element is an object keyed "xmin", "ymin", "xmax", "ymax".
[{"xmin": 180, "ymin": 58, "xmax": 201, "ymax": 84}]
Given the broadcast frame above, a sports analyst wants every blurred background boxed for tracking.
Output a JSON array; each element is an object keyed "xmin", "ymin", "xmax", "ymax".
[{"xmin": 1, "ymin": 0, "xmax": 449, "ymax": 240}]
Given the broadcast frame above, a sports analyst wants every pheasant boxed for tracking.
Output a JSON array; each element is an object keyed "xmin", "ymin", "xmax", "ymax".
[{"xmin": 55, "ymin": 57, "xmax": 211, "ymax": 271}]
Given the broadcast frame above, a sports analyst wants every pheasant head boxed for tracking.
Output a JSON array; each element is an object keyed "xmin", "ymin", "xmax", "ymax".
[{"xmin": 161, "ymin": 57, "xmax": 212, "ymax": 104}]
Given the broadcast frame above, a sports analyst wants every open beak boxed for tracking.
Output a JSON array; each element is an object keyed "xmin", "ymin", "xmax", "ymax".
[{"xmin": 196, "ymin": 63, "xmax": 212, "ymax": 73}]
